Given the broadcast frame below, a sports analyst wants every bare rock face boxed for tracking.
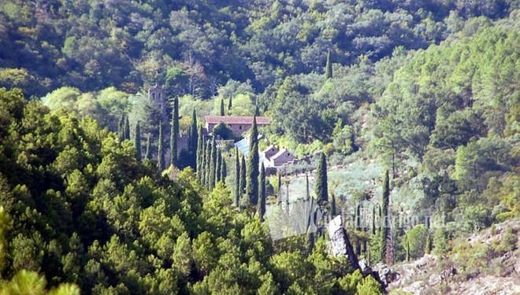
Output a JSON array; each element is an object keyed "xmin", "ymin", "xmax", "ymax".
[
  {"xmin": 372, "ymin": 263, "xmax": 400, "ymax": 286},
  {"xmin": 327, "ymin": 215, "xmax": 348, "ymax": 256},
  {"xmin": 327, "ymin": 215, "xmax": 360, "ymax": 269}
]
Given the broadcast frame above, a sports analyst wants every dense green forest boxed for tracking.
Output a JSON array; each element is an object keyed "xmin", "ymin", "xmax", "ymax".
[{"xmin": 0, "ymin": 0, "xmax": 519, "ymax": 294}]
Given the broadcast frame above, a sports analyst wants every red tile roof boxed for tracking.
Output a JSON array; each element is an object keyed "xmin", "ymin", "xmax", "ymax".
[{"xmin": 204, "ymin": 116, "xmax": 270, "ymax": 125}]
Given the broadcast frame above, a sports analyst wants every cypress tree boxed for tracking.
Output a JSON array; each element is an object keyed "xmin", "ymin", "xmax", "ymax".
[
  {"xmin": 170, "ymin": 98, "xmax": 179, "ymax": 166},
  {"xmin": 228, "ymin": 95, "xmax": 232, "ymax": 110},
  {"xmin": 157, "ymin": 123, "xmax": 165, "ymax": 170},
  {"xmin": 239, "ymin": 155, "xmax": 246, "ymax": 197},
  {"xmin": 204, "ymin": 140, "xmax": 212, "ymax": 188},
  {"xmin": 220, "ymin": 98, "xmax": 225, "ymax": 116},
  {"xmin": 355, "ymin": 204, "xmax": 362, "ymax": 255},
  {"xmin": 424, "ymin": 230, "xmax": 431, "ymax": 255},
  {"xmin": 134, "ymin": 121, "xmax": 142, "ymax": 161},
  {"xmin": 216, "ymin": 149, "xmax": 222, "ymax": 184},
  {"xmin": 189, "ymin": 110, "xmax": 198, "ymax": 168},
  {"xmin": 246, "ymin": 117, "xmax": 259, "ymax": 205},
  {"xmin": 124, "ymin": 115, "xmax": 130, "ymax": 140},
  {"xmin": 234, "ymin": 148, "xmax": 240, "ymax": 206},
  {"xmin": 196, "ymin": 126, "xmax": 203, "ymax": 174},
  {"xmin": 381, "ymin": 170, "xmax": 391, "ymax": 264},
  {"xmin": 372, "ymin": 204, "xmax": 377, "ymax": 235},
  {"xmin": 315, "ymin": 152, "xmax": 328, "ymax": 203},
  {"xmin": 118, "ymin": 113, "xmax": 125, "ymax": 140},
  {"xmin": 254, "ymin": 104, "xmax": 260, "ymax": 116},
  {"xmin": 277, "ymin": 173, "xmax": 282, "ymax": 204},
  {"xmin": 220, "ymin": 155, "xmax": 227, "ymax": 185},
  {"xmin": 257, "ymin": 163, "xmax": 266, "ymax": 221},
  {"xmin": 209, "ymin": 137, "xmax": 217, "ymax": 188},
  {"xmin": 331, "ymin": 193, "xmax": 337, "ymax": 216},
  {"xmin": 325, "ymin": 49, "xmax": 333, "ymax": 79},
  {"xmin": 305, "ymin": 173, "xmax": 310, "ymax": 201},
  {"xmin": 144, "ymin": 133, "xmax": 151, "ymax": 160}
]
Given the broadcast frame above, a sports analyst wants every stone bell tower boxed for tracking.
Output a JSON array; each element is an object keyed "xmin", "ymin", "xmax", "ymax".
[{"xmin": 148, "ymin": 83, "xmax": 168, "ymax": 122}]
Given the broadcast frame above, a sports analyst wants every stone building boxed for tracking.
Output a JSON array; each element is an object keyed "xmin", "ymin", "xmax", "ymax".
[{"xmin": 204, "ymin": 115, "xmax": 270, "ymax": 137}]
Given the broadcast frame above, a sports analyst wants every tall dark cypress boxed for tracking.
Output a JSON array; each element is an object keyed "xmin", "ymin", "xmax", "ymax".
[
  {"xmin": 204, "ymin": 140, "xmax": 211, "ymax": 188},
  {"xmin": 257, "ymin": 163, "xmax": 266, "ymax": 221},
  {"xmin": 331, "ymin": 193, "xmax": 337, "ymax": 216},
  {"xmin": 325, "ymin": 49, "xmax": 333, "ymax": 79},
  {"xmin": 228, "ymin": 95, "xmax": 232, "ymax": 110},
  {"xmin": 189, "ymin": 110, "xmax": 198, "ymax": 168},
  {"xmin": 118, "ymin": 113, "xmax": 125, "ymax": 140},
  {"xmin": 246, "ymin": 117, "xmax": 259, "ymax": 205},
  {"xmin": 144, "ymin": 133, "xmax": 151, "ymax": 160},
  {"xmin": 134, "ymin": 121, "xmax": 142, "ymax": 161},
  {"xmin": 277, "ymin": 173, "xmax": 282, "ymax": 204},
  {"xmin": 209, "ymin": 137, "xmax": 217, "ymax": 188},
  {"xmin": 239, "ymin": 155, "xmax": 246, "ymax": 197},
  {"xmin": 234, "ymin": 148, "xmax": 240, "ymax": 206},
  {"xmin": 315, "ymin": 152, "xmax": 328, "ymax": 203},
  {"xmin": 215, "ymin": 149, "xmax": 221, "ymax": 184},
  {"xmin": 254, "ymin": 104, "xmax": 260, "ymax": 116},
  {"xmin": 305, "ymin": 173, "xmax": 310, "ymax": 201},
  {"xmin": 124, "ymin": 115, "xmax": 130, "ymax": 140},
  {"xmin": 221, "ymin": 157, "xmax": 227, "ymax": 185},
  {"xmin": 381, "ymin": 170, "xmax": 391, "ymax": 264},
  {"xmin": 196, "ymin": 126, "xmax": 204, "ymax": 174},
  {"xmin": 220, "ymin": 98, "xmax": 225, "ymax": 116},
  {"xmin": 157, "ymin": 123, "xmax": 164, "ymax": 170},
  {"xmin": 170, "ymin": 97, "xmax": 179, "ymax": 166}
]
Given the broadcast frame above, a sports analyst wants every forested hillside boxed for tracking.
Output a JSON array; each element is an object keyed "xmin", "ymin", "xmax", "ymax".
[
  {"xmin": 1, "ymin": 0, "xmax": 519, "ymax": 97},
  {"xmin": 0, "ymin": 88, "xmax": 382, "ymax": 293},
  {"xmin": 0, "ymin": 0, "xmax": 519, "ymax": 294}
]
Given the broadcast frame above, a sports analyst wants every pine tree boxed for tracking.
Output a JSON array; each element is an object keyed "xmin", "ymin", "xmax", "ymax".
[
  {"xmin": 134, "ymin": 121, "xmax": 141, "ymax": 161},
  {"xmin": 239, "ymin": 155, "xmax": 246, "ymax": 198},
  {"xmin": 220, "ymin": 98, "xmax": 225, "ymax": 116},
  {"xmin": 209, "ymin": 137, "xmax": 217, "ymax": 188},
  {"xmin": 234, "ymin": 148, "xmax": 240, "ymax": 206},
  {"xmin": 124, "ymin": 115, "xmax": 130, "ymax": 140},
  {"xmin": 158, "ymin": 123, "xmax": 165, "ymax": 170},
  {"xmin": 170, "ymin": 98, "xmax": 179, "ymax": 166},
  {"xmin": 315, "ymin": 152, "xmax": 328, "ymax": 203},
  {"xmin": 144, "ymin": 133, "xmax": 151, "ymax": 160},
  {"xmin": 189, "ymin": 110, "xmax": 198, "ymax": 168},
  {"xmin": 257, "ymin": 163, "xmax": 266, "ymax": 221},
  {"xmin": 325, "ymin": 49, "xmax": 333, "ymax": 79},
  {"xmin": 246, "ymin": 117, "xmax": 259, "ymax": 205}
]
